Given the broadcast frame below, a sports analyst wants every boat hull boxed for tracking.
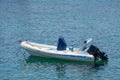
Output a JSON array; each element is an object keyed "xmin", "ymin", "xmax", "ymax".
[{"xmin": 20, "ymin": 41, "xmax": 94, "ymax": 62}]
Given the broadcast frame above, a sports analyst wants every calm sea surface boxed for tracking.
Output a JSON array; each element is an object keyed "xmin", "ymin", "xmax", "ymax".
[{"xmin": 0, "ymin": 0, "xmax": 120, "ymax": 80}]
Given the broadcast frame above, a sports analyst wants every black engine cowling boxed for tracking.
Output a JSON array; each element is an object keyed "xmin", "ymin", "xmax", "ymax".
[{"xmin": 87, "ymin": 45, "xmax": 108, "ymax": 60}]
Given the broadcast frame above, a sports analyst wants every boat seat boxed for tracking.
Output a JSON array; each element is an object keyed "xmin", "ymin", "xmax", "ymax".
[{"xmin": 57, "ymin": 36, "xmax": 67, "ymax": 51}]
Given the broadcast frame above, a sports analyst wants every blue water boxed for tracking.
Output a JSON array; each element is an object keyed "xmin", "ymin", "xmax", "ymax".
[{"xmin": 0, "ymin": 0, "xmax": 120, "ymax": 80}]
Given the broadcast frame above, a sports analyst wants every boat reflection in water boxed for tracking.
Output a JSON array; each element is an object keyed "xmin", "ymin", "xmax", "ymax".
[{"xmin": 24, "ymin": 56, "xmax": 108, "ymax": 78}]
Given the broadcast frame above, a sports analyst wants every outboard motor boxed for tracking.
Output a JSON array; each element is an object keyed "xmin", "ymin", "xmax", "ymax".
[
  {"xmin": 57, "ymin": 36, "xmax": 67, "ymax": 50},
  {"xmin": 87, "ymin": 45, "xmax": 108, "ymax": 60}
]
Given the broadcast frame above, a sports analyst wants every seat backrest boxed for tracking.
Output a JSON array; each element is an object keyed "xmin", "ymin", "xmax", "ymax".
[{"xmin": 57, "ymin": 36, "xmax": 67, "ymax": 50}]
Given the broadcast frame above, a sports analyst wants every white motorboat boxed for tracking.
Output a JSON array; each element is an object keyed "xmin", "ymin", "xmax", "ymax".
[{"xmin": 20, "ymin": 37, "xmax": 108, "ymax": 62}]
